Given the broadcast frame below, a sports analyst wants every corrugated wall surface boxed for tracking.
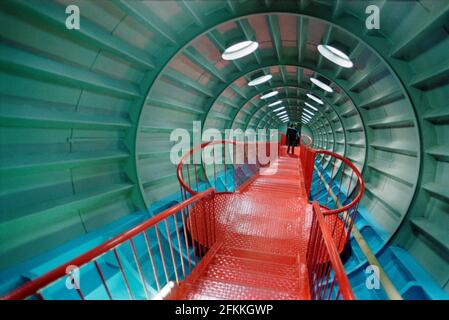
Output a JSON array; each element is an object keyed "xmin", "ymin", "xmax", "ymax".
[{"xmin": 0, "ymin": 0, "xmax": 447, "ymax": 292}]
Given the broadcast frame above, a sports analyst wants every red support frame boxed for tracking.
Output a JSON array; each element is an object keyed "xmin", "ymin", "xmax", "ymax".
[
  {"xmin": 306, "ymin": 202, "xmax": 355, "ymax": 300},
  {"xmin": 2, "ymin": 189, "xmax": 215, "ymax": 300}
]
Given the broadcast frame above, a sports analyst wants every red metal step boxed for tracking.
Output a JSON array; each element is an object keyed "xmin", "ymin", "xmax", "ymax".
[{"xmin": 172, "ymin": 148, "xmax": 312, "ymax": 300}]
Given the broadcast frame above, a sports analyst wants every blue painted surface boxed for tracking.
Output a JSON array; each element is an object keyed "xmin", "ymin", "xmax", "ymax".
[
  {"xmin": 1, "ymin": 164, "xmax": 447, "ymax": 299},
  {"xmin": 311, "ymin": 161, "xmax": 449, "ymax": 300}
]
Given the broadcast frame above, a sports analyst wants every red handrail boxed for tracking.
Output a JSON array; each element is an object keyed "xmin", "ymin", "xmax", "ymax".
[
  {"xmin": 300, "ymin": 145, "xmax": 364, "ymax": 215},
  {"xmin": 301, "ymin": 134, "xmax": 313, "ymax": 147},
  {"xmin": 177, "ymin": 140, "xmax": 278, "ymax": 196},
  {"xmin": 2, "ymin": 189, "xmax": 215, "ymax": 300},
  {"xmin": 176, "ymin": 141, "xmax": 224, "ymax": 195},
  {"xmin": 300, "ymin": 144, "xmax": 365, "ymax": 260},
  {"xmin": 307, "ymin": 202, "xmax": 355, "ymax": 300}
]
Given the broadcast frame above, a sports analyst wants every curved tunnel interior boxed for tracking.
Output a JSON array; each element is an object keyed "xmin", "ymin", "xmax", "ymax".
[{"xmin": 0, "ymin": 0, "xmax": 448, "ymax": 298}]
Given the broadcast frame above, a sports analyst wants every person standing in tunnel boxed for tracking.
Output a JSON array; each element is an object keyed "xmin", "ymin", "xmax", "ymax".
[{"xmin": 286, "ymin": 123, "xmax": 298, "ymax": 155}]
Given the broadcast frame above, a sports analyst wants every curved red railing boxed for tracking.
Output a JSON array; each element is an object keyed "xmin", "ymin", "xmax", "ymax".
[
  {"xmin": 300, "ymin": 144, "xmax": 364, "ymax": 299},
  {"xmin": 177, "ymin": 140, "xmax": 278, "ymax": 196},
  {"xmin": 2, "ymin": 189, "xmax": 217, "ymax": 300},
  {"xmin": 3, "ymin": 139, "xmax": 357, "ymax": 300},
  {"xmin": 301, "ymin": 134, "xmax": 313, "ymax": 147},
  {"xmin": 306, "ymin": 202, "xmax": 355, "ymax": 300}
]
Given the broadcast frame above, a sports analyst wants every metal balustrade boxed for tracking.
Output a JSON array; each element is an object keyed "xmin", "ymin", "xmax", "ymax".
[
  {"xmin": 306, "ymin": 202, "xmax": 355, "ymax": 300},
  {"xmin": 300, "ymin": 144, "xmax": 364, "ymax": 300},
  {"xmin": 300, "ymin": 144, "xmax": 365, "ymax": 250},
  {"xmin": 2, "ymin": 190, "xmax": 217, "ymax": 300},
  {"xmin": 3, "ymin": 140, "xmax": 359, "ymax": 300},
  {"xmin": 177, "ymin": 140, "xmax": 279, "ymax": 196}
]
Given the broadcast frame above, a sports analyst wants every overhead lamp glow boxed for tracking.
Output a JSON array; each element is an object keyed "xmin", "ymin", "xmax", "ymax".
[
  {"xmin": 222, "ymin": 41, "xmax": 259, "ymax": 61},
  {"xmin": 303, "ymin": 109, "xmax": 314, "ymax": 116},
  {"xmin": 307, "ymin": 93, "xmax": 324, "ymax": 105},
  {"xmin": 303, "ymin": 107, "xmax": 315, "ymax": 115},
  {"xmin": 273, "ymin": 106, "xmax": 285, "ymax": 112},
  {"xmin": 280, "ymin": 115, "xmax": 289, "ymax": 120},
  {"xmin": 268, "ymin": 100, "xmax": 283, "ymax": 107},
  {"xmin": 248, "ymin": 74, "xmax": 272, "ymax": 86},
  {"xmin": 302, "ymin": 113, "xmax": 311, "ymax": 118},
  {"xmin": 260, "ymin": 90, "xmax": 279, "ymax": 100},
  {"xmin": 310, "ymin": 77, "xmax": 333, "ymax": 93},
  {"xmin": 305, "ymin": 102, "xmax": 318, "ymax": 111},
  {"xmin": 276, "ymin": 111, "xmax": 287, "ymax": 116},
  {"xmin": 317, "ymin": 44, "xmax": 353, "ymax": 68},
  {"xmin": 302, "ymin": 113, "xmax": 312, "ymax": 120}
]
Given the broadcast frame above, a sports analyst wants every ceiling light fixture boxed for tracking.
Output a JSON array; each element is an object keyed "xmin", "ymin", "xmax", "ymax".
[
  {"xmin": 305, "ymin": 102, "xmax": 318, "ymax": 111},
  {"xmin": 310, "ymin": 77, "xmax": 333, "ymax": 93},
  {"xmin": 303, "ymin": 109, "xmax": 314, "ymax": 116},
  {"xmin": 273, "ymin": 106, "xmax": 285, "ymax": 112},
  {"xmin": 248, "ymin": 74, "xmax": 272, "ymax": 86},
  {"xmin": 317, "ymin": 44, "xmax": 353, "ymax": 68},
  {"xmin": 307, "ymin": 93, "xmax": 324, "ymax": 105},
  {"xmin": 302, "ymin": 114, "xmax": 312, "ymax": 120},
  {"xmin": 260, "ymin": 90, "xmax": 279, "ymax": 100},
  {"xmin": 268, "ymin": 100, "xmax": 283, "ymax": 107},
  {"xmin": 222, "ymin": 41, "xmax": 259, "ymax": 60},
  {"xmin": 276, "ymin": 111, "xmax": 287, "ymax": 116},
  {"xmin": 302, "ymin": 112, "xmax": 312, "ymax": 117}
]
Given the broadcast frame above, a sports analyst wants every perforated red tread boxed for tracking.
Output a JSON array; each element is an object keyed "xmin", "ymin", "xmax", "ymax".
[{"xmin": 175, "ymin": 147, "xmax": 312, "ymax": 300}]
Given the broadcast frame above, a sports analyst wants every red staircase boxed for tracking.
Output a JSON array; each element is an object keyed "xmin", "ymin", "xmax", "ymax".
[
  {"xmin": 172, "ymin": 149, "xmax": 311, "ymax": 299},
  {"xmin": 2, "ymin": 139, "xmax": 362, "ymax": 300}
]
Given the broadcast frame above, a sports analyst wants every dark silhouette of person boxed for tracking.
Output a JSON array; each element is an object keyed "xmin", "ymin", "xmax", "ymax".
[{"xmin": 286, "ymin": 123, "xmax": 298, "ymax": 155}]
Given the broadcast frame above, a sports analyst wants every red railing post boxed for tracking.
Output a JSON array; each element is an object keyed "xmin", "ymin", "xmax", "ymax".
[
  {"xmin": 2, "ymin": 189, "xmax": 216, "ymax": 300},
  {"xmin": 306, "ymin": 202, "xmax": 355, "ymax": 300}
]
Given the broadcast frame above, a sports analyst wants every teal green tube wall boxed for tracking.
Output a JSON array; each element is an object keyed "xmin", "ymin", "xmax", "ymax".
[{"xmin": 0, "ymin": 0, "xmax": 448, "ymax": 293}]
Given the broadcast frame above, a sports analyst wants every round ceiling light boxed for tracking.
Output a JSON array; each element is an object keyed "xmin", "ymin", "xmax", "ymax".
[
  {"xmin": 222, "ymin": 41, "xmax": 259, "ymax": 60},
  {"xmin": 268, "ymin": 100, "xmax": 283, "ymax": 107},
  {"xmin": 306, "ymin": 93, "xmax": 324, "ymax": 105},
  {"xmin": 260, "ymin": 90, "xmax": 279, "ymax": 100},
  {"xmin": 248, "ymin": 74, "xmax": 272, "ymax": 86},
  {"xmin": 317, "ymin": 44, "xmax": 353, "ymax": 68},
  {"xmin": 305, "ymin": 102, "xmax": 318, "ymax": 111},
  {"xmin": 310, "ymin": 77, "xmax": 333, "ymax": 93}
]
